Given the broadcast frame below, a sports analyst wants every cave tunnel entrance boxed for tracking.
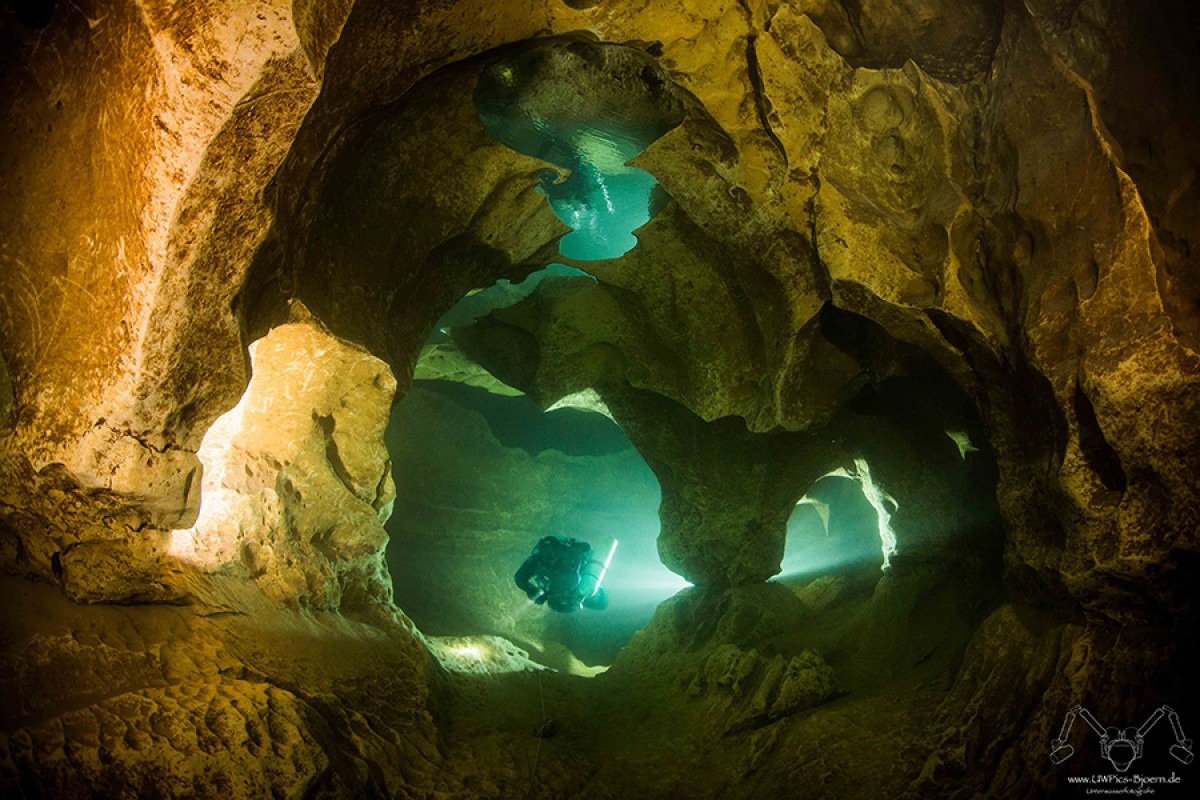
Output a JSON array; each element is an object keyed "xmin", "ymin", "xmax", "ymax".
[
  {"xmin": 474, "ymin": 39, "xmax": 684, "ymax": 260},
  {"xmin": 185, "ymin": 27, "xmax": 1010, "ymax": 781},
  {"xmin": 384, "ymin": 277, "xmax": 686, "ymax": 673},
  {"xmin": 777, "ymin": 474, "xmax": 887, "ymax": 585},
  {"xmin": 376, "ymin": 39, "xmax": 693, "ymax": 673}
]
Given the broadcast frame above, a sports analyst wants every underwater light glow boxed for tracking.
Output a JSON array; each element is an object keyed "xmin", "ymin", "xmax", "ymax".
[
  {"xmin": 534, "ymin": 158, "xmax": 664, "ymax": 260},
  {"xmin": 776, "ymin": 463, "xmax": 900, "ymax": 581},
  {"xmin": 168, "ymin": 351, "xmax": 257, "ymax": 568},
  {"xmin": 475, "ymin": 49, "xmax": 681, "ymax": 261},
  {"xmin": 599, "ymin": 535, "xmax": 692, "ymax": 601},
  {"xmin": 447, "ymin": 643, "xmax": 485, "ymax": 660}
]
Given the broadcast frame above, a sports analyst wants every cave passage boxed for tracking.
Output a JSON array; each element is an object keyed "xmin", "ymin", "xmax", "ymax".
[
  {"xmin": 387, "ymin": 277, "xmax": 688, "ymax": 669},
  {"xmin": 474, "ymin": 48, "xmax": 680, "ymax": 260},
  {"xmin": 384, "ymin": 379, "xmax": 683, "ymax": 668},
  {"xmin": 433, "ymin": 262, "xmax": 595, "ymax": 330},
  {"xmin": 778, "ymin": 475, "xmax": 887, "ymax": 581},
  {"xmin": 5, "ymin": 1, "xmax": 1200, "ymax": 796}
]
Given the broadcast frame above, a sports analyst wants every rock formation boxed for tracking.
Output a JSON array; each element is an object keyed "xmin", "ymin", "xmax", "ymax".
[{"xmin": 2, "ymin": 0, "xmax": 1197, "ymax": 797}]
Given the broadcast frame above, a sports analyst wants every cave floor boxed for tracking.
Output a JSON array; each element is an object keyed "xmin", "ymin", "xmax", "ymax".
[
  {"xmin": 434, "ymin": 649, "xmax": 952, "ymax": 799},
  {"xmin": 1, "ymin": 575, "xmax": 966, "ymax": 799}
]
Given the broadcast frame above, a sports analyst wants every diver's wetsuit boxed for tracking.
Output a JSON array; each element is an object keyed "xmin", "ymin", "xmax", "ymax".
[{"xmin": 514, "ymin": 536, "xmax": 608, "ymax": 612}]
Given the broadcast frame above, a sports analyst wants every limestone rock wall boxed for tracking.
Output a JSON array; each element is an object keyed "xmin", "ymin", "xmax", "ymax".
[
  {"xmin": 604, "ymin": 583, "xmax": 841, "ymax": 739},
  {"xmin": 0, "ymin": 0, "xmax": 354, "ymax": 526},
  {"xmin": 167, "ymin": 318, "xmax": 398, "ymax": 615},
  {"xmin": 0, "ymin": 0, "xmax": 1197, "ymax": 796}
]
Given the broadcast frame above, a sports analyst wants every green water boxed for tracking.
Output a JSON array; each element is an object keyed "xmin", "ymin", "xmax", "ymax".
[{"xmin": 476, "ymin": 56, "xmax": 676, "ymax": 260}]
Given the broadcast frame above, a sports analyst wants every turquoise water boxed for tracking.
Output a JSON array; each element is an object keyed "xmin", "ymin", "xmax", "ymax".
[
  {"xmin": 434, "ymin": 263, "xmax": 594, "ymax": 330},
  {"xmin": 476, "ymin": 61, "xmax": 675, "ymax": 261}
]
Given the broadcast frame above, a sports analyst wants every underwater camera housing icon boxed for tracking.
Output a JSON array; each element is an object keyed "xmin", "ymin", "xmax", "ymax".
[{"xmin": 1050, "ymin": 705, "xmax": 1194, "ymax": 772}]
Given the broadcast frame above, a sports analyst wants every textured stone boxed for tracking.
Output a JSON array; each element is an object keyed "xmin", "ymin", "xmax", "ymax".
[
  {"xmin": 795, "ymin": 0, "xmax": 1004, "ymax": 82},
  {"xmin": 693, "ymin": 644, "xmax": 837, "ymax": 733},
  {"xmin": 0, "ymin": 577, "xmax": 440, "ymax": 798},
  {"xmin": 413, "ymin": 341, "xmax": 524, "ymax": 397},
  {"xmin": 0, "ymin": 354, "xmax": 12, "ymax": 429},
  {"xmin": 0, "ymin": 0, "xmax": 1197, "ymax": 796},
  {"xmin": 609, "ymin": 585, "xmax": 839, "ymax": 735},
  {"xmin": 167, "ymin": 318, "xmax": 397, "ymax": 614},
  {"xmin": 0, "ymin": 0, "xmax": 348, "ymax": 533}
]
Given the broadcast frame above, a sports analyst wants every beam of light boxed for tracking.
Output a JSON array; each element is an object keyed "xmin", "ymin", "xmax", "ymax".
[
  {"xmin": 775, "ymin": 461, "xmax": 900, "ymax": 580},
  {"xmin": 591, "ymin": 538, "xmax": 619, "ymax": 596},
  {"xmin": 557, "ymin": 534, "xmax": 691, "ymax": 670},
  {"xmin": 568, "ymin": 522, "xmax": 692, "ymax": 612},
  {"xmin": 600, "ymin": 548, "xmax": 692, "ymax": 601},
  {"xmin": 775, "ymin": 533, "xmax": 872, "ymax": 581}
]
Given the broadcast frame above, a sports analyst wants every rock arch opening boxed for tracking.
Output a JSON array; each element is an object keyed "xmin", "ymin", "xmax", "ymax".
[
  {"xmin": 384, "ymin": 276, "xmax": 685, "ymax": 673},
  {"xmin": 382, "ymin": 375, "xmax": 674, "ymax": 672},
  {"xmin": 474, "ymin": 40, "xmax": 684, "ymax": 259},
  {"xmin": 778, "ymin": 474, "xmax": 885, "ymax": 583}
]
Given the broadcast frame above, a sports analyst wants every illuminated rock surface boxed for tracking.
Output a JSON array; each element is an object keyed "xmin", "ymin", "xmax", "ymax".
[
  {"xmin": 170, "ymin": 316, "xmax": 398, "ymax": 614},
  {"xmin": 1, "ymin": 0, "xmax": 1198, "ymax": 797}
]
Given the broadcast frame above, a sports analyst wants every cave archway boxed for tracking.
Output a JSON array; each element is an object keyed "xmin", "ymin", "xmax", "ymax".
[
  {"xmin": 381, "ymin": 363, "xmax": 679, "ymax": 672},
  {"xmin": 778, "ymin": 474, "xmax": 884, "ymax": 583}
]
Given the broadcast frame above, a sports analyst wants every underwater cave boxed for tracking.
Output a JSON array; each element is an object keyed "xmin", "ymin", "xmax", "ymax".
[{"xmin": 2, "ymin": 1, "xmax": 1199, "ymax": 798}]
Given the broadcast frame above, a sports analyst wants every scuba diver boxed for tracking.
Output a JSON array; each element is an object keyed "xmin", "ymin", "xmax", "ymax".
[{"xmin": 514, "ymin": 536, "xmax": 617, "ymax": 613}]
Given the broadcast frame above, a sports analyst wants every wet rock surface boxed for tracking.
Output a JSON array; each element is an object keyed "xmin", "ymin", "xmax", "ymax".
[
  {"xmin": 1, "ymin": 0, "xmax": 1198, "ymax": 796},
  {"xmin": 169, "ymin": 317, "xmax": 398, "ymax": 615},
  {"xmin": 0, "ymin": 577, "xmax": 440, "ymax": 798}
]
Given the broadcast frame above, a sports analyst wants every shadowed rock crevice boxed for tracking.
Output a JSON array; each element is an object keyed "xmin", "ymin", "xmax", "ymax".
[
  {"xmin": 1071, "ymin": 382, "xmax": 1127, "ymax": 495},
  {"xmin": 805, "ymin": 0, "xmax": 1006, "ymax": 82}
]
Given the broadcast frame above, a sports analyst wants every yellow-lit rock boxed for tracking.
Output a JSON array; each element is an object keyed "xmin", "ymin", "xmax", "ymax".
[
  {"xmin": 170, "ymin": 319, "xmax": 397, "ymax": 613},
  {"xmin": 0, "ymin": 0, "xmax": 1197, "ymax": 796}
]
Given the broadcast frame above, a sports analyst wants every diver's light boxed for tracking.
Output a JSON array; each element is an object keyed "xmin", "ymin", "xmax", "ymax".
[{"xmin": 593, "ymin": 538, "xmax": 618, "ymax": 594}]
